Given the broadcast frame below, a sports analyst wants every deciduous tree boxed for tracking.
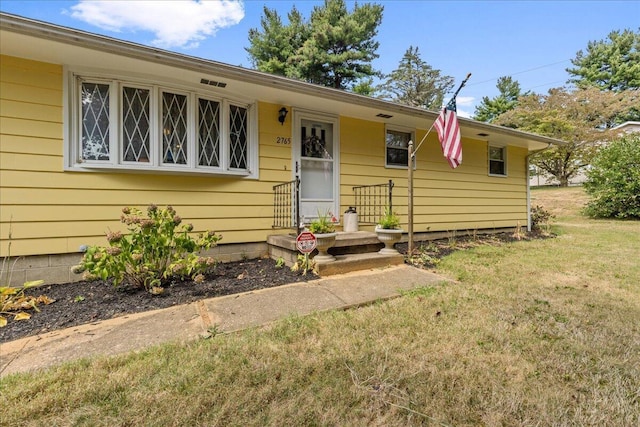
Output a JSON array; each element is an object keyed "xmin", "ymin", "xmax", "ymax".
[{"xmin": 495, "ymin": 87, "xmax": 637, "ymax": 186}]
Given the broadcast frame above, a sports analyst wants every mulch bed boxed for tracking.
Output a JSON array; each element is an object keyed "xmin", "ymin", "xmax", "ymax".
[
  {"xmin": 1, "ymin": 258, "xmax": 314, "ymax": 343},
  {"xmin": 1, "ymin": 231, "xmax": 548, "ymax": 343}
]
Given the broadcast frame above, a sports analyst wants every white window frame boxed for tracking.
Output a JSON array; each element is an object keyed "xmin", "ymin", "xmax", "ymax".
[
  {"xmin": 64, "ymin": 69, "xmax": 259, "ymax": 178},
  {"xmin": 488, "ymin": 144, "xmax": 507, "ymax": 177},
  {"xmin": 385, "ymin": 125, "xmax": 416, "ymax": 169}
]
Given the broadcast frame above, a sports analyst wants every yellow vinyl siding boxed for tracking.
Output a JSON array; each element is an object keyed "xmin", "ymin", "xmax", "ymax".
[
  {"xmin": 1, "ymin": 54, "xmax": 530, "ymax": 258},
  {"xmin": 0, "ymin": 57, "xmax": 286, "ymax": 256},
  {"xmin": 1, "ymin": 135, "xmax": 62, "ymax": 156},
  {"xmin": 338, "ymin": 117, "xmax": 528, "ymax": 232}
]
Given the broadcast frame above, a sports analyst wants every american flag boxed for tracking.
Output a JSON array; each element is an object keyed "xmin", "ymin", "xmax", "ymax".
[{"xmin": 434, "ymin": 98, "xmax": 462, "ymax": 169}]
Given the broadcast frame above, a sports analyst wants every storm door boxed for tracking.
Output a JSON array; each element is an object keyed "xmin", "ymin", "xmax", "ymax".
[{"xmin": 294, "ymin": 114, "xmax": 339, "ymax": 223}]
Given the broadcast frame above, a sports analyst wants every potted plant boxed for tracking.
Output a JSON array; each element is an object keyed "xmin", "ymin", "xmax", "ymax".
[
  {"xmin": 375, "ymin": 208, "xmax": 403, "ymax": 254},
  {"xmin": 308, "ymin": 210, "xmax": 337, "ymax": 263}
]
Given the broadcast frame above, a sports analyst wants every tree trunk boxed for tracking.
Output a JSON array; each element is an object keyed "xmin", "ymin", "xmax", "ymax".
[{"xmin": 559, "ymin": 176, "xmax": 569, "ymax": 187}]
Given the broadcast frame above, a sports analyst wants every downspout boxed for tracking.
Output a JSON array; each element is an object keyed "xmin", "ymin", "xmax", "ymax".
[{"xmin": 526, "ymin": 144, "xmax": 552, "ymax": 231}]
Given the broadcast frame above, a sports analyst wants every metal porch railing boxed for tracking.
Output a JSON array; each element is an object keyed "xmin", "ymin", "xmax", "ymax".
[
  {"xmin": 272, "ymin": 177, "xmax": 300, "ymax": 232},
  {"xmin": 352, "ymin": 180, "xmax": 394, "ymax": 224}
]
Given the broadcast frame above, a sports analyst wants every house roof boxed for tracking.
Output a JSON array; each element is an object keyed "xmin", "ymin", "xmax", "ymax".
[
  {"xmin": 612, "ymin": 121, "xmax": 640, "ymax": 134},
  {"xmin": 0, "ymin": 12, "xmax": 564, "ymax": 151}
]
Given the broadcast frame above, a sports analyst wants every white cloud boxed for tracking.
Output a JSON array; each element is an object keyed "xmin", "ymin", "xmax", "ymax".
[
  {"xmin": 439, "ymin": 96, "xmax": 474, "ymax": 118},
  {"xmin": 456, "ymin": 96, "xmax": 474, "ymax": 107},
  {"xmin": 457, "ymin": 109, "xmax": 472, "ymax": 119},
  {"xmin": 69, "ymin": 0, "xmax": 244, "ymax": 49}
]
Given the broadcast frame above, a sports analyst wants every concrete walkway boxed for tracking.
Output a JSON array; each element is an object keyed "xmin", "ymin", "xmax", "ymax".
[{"xmin": 1, "ymin": 265, "xmax": 447, "ymax": 377}]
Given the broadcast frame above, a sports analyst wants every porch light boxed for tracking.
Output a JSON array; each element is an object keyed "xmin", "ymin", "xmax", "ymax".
[{"xmin": 278, "ymin": 107, "xmax": 288, "ymax": 125}]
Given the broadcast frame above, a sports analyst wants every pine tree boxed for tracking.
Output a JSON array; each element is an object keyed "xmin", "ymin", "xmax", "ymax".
[
  {"xmin": 246, "ymin": 0, "xmax": 383, "ymax": 90},
  {"xmin": 474, "ymin": 76, "xmax": 524, "ymax": 123},
  {"xmin": 567, "ymin": 28, "xmax": 640, "ymax": 92},
  {"xmin": 377, "ymin": 46, "xmax": 453, "ymax": 110}
]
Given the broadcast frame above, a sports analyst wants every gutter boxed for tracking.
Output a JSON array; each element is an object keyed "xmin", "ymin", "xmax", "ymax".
[{"xmin": 526, "ymin": 144, "xmax": 553, "ymax": 231}]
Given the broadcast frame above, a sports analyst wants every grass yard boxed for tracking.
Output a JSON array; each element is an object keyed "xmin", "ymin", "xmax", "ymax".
[{"xmin": 1, "ymin": 187, "xmax": 639, "ymax": 426}]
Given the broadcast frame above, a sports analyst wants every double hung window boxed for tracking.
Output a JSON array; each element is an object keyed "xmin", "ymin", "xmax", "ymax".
[
  {"xmin": 385, "ymin": 128, "xmax": 415, "ymax": 168},
  {"xmin": 70, "ymin": 73, "xmax": 255, "ymax": 177},
  {"xmin": 488, "ymin": 145, "xmax": 507, "ymax": 176}
]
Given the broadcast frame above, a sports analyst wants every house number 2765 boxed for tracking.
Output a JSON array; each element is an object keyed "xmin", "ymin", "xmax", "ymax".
[{"xmin": 276, "ymin": 137, "xmax": 291, "ymax": 144}]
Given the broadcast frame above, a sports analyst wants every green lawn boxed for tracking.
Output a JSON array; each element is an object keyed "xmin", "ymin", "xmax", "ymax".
[{"xmin": 2, "ymin": 187, "xmax": 639, "ymax": 426}]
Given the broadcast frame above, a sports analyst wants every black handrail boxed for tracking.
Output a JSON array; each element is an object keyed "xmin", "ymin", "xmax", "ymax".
[
  {"xmin": 352, "ymin": 180, "xmax": 394, "ymax": 224},
  {"xmin": 272, "ymin": 177, "xmax": 300, "ymax": 232}
]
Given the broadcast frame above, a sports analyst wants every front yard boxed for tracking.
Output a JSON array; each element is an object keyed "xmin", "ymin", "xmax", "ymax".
[{"xmin": 1, "ymin": 187, "xmax": 638, "ymax": 426}]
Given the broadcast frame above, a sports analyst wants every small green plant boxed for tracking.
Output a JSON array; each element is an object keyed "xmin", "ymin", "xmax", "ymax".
[
  {"xmin": 308, "ymin": 210, "xmax": 336, "ymax": 234},
  {"xmin": 531, "ymin": 205, "xmax": 555, "ymax": 234},
  {"xmin": 275, "ymin": 257, "xmax": 286, "ymax": 269},
  {"xmin": 290, "ymin": 254, "xmax": 317, "ymax": 276},
  {"xmin": 406, "ymin": 242, "xmax": 441, "ymax": 269},
  {"xmin": 74, "ymin": 295, "xmax": 85, "ymax": 303},
  {"xmin": 377, "ymin": 207, "xmax": 401, "ymax": 229},
  {"xmin": 204, "ymin": 324, "xmax": 222, "ymax": 339},
  {"xmin": 73, "ymin": 205, "xmax": 222, "ymax": 294}
]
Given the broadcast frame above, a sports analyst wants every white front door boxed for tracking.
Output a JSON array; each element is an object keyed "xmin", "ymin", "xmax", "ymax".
[{"xmin": 293, "ymin": 112, "xmax": 339, "ymax": 223}]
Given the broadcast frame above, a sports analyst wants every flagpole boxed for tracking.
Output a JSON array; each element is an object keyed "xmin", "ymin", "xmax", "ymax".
[
  {"xmin": 408, "ymin": 140, "xmax": 414, "ymax": 256},
  {"xmin": 413, "ymin": 73, "xmax": 472, "ymax": 156},
  {"xmin": 407, "ymin": 73, "xmax": 471, "ymax": 256}
]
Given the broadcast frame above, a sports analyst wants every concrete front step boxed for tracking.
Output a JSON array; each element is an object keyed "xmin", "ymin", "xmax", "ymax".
[
  {"xmin": 267, "ymin": 231, "xmax": 404, "ymax": 276},
  {"xmin": 315, "ymin": 252, "xmax": 404, "ymax": 276},
  {"xmin": 268, "ymin": 231, "xmax": 381, "ymax": 251}
]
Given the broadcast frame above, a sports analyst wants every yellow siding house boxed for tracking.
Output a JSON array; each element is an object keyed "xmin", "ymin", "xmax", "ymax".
[{"xmin": 0, "ymin": 13, "xmax": 563, "ymax": 283}]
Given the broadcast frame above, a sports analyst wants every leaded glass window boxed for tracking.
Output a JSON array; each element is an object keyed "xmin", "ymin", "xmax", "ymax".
[
  {"xmin": 81, "ymin": 82, "xmax": 110, "ymax": 161},
  {"xmin": 229, "ymin": 104, "xmax": 248, "ymax": 169},
  {"xmin": 198, "ymin": 98, "xmax": 220, "ymax": 167},
  {"xmin": 69, "ymin": 72, "xmax": 255, "ymax": 176},
  {"xmin": 122, "ymin": 86, "xmax": 151, "ymax": 163},
  {"xmin": 162, "ymin": 92, "xmax": 188, "ymax": 165}
]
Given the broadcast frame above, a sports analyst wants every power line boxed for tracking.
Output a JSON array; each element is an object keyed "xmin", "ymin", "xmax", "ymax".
[
  {"xmin": 523, "ymin": 79, "xmax": 573, "ymax": 92},
  {"xmin": 465, "ymin": 59, "xmax": 572, "ymax": 87}
]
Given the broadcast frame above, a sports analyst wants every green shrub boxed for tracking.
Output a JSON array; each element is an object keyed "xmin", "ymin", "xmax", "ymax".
[
  {"xmin": 584, "ymin": 134, "xmax": 640, "ymax": 219},
  {"xmin": 531, "ymin": 205, "xmax": 555, "ymax": 233},
  {"xmin": 74, "ymin": 205, "xmax": 221, "ymax": 293}
]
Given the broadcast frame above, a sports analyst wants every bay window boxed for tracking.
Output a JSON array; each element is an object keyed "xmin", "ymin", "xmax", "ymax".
[{"xmin": 68, "ymin": 73, "xmax": 257, "ymax": 177}]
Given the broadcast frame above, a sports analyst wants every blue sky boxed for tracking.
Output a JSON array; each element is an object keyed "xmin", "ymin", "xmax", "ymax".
[{"xmin": 1, "ymin": 0, "xmax": 638, "ymax": 117}]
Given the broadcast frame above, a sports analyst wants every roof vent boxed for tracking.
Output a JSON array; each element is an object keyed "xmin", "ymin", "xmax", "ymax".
[
  {"xmin": 200, "ymin": 78, "xmax": 227, "ymax": 88},
  {"xmin": 376, "ymin": 113, "xmax": 393, "ymax": 119}
]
